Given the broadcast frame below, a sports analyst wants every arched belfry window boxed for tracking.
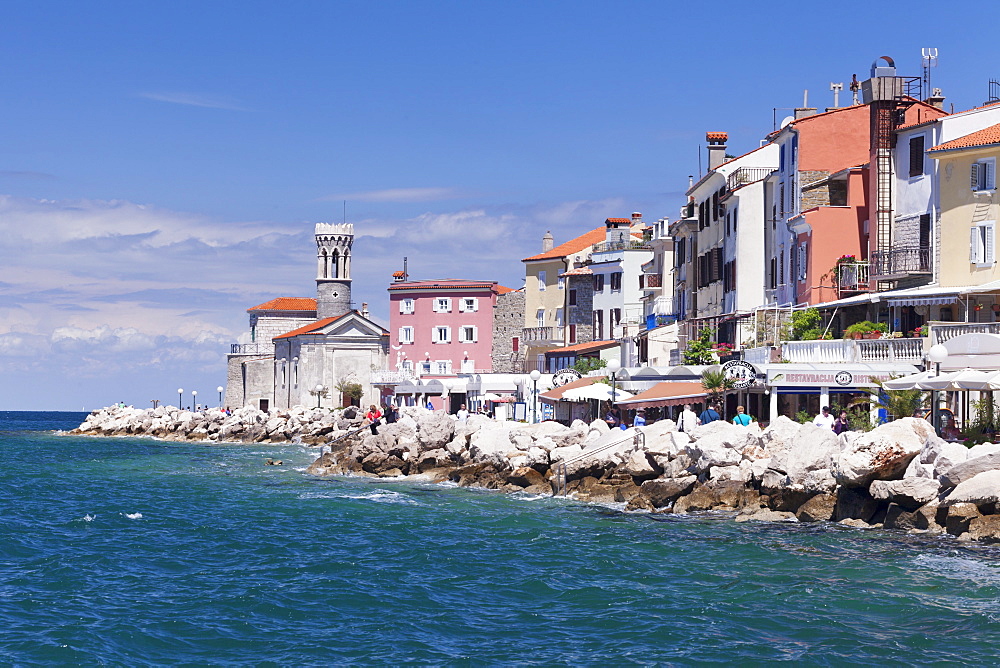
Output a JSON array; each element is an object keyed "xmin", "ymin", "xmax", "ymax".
[{"xmin": 331, "ymin": 249, "xmax": 340, "ymax": 278}]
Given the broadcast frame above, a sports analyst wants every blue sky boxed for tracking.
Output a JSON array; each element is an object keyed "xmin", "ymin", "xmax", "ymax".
[{"xmin": 0, "ymin": 1, "xmax": 994, "ymax": 409}]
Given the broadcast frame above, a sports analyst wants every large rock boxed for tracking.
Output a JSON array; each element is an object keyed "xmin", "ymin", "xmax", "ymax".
[
  {"xmin": 832, "ymin": 418, "xmax": 931, "ymax": 487},
  {"xmin": 870, "ymin": 478, "xmax": 942, "ymax": 510},
  {"xmin": 795, "ymin": 493, "xmax": 837, "ymax": 522},
  {"xmin": 638, "ymin": 476, "xmax": 697, "ymax": 508},
  {"xmin": 507, "ymin": 466, "xmax": 547, "ymax": 488},
  {"xmin": 942, "ymin": 469, "xmax": 1000, "ymax": 506},
  {"xmin": 645, "ymin": 430, "xmax": 691, "ymax": 459},
  {"xmin": 624, "ymin": 450, "xmax": 661, "ymax": 479},
  {"xmin": 415, "ymin": 412, "xmax": 456, "ymax": 450},
  {"xmin": 967, "ymin": 515, "xmax": 1000, "ymax": 543},
  {"xmin": 758, "ymin": 416, "xmax": 802, "ymax": 460},
  {"xmin": 938, "ymin": 448, "xmax": 1000, "ymax": 488},
  {"xmin": 770, "ymin": 424, "xmax": 840, "ymax": 486},
  {"xmin": 945, "ymin": 502, "xmax": 982, "ymax": 536},
  {"xmin": 469, "ymin": 424, "xmax": 515, "ymax": 468},
  {"xmin": 834, "ymin": 486, "xmax": 878, "ymax": 523}
]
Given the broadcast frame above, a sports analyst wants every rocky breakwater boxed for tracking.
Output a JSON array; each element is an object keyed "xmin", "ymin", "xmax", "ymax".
[
  {"xmin": 71, "ymin": 404, "xmax": 364, "ymax": 444},
  {"xmin": 308, "ymin": 409, "xmax": 1000, "ymax": 544}
]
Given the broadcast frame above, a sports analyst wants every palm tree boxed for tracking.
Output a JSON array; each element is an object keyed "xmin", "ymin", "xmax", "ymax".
[{"xmin": 701, "ymin": 368, "xmax": 734, "ymax": 418}]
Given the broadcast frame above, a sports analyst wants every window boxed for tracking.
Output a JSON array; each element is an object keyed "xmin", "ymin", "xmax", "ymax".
[
  {"xmin": 909, "ymin": 135, "xmax": 925, "ymax": 177},
  {"xmin": 611, "ymin": 308, "xmax": 621, "ymax": 325},
  {"xmin": 594, "ymin": 310, "xmax": 604, "ymax": 340},
  {"xmin": 433, "ymin": 326, "xmax": 451, "ymax": 343},
  {"xmin": 511, "ymin": 336, "xmax": 519, "ymax": 352},
  {"xmin": 436, "ymin": 361, "xmax": 451, "ymax": 375},
  {"xmin": 536, "ymin": 308, "xmax": 545, "ymax": 327},
  {"xmin": 593, "ymin": 274, "xmax": 605, "ymax": 291},
  {"xmin": 798, "ymin": 243, "xmax": 808, "ymax": 281},
  {"xmin": 434, "ymin": 298, "xmax": 452, "ymax": 313},
  {"xmin": 972, "ymin": 158, "xmax": 996, "ymax": 191},
  {"xmin": 459, "ymin": 326, "xmax": 477, "ymax": 343},
  {"xmin": 461, "ymin": 359, "xmax": 474, "ymax": 373},
  {"xmin": 538, "ymin": 270, "xmax": 546, "ymax": 291},
  {"xmin": 919, "ymin": 213, "xmax": 931, "ymax": 250},
  {"xmin": 399, "ymin": 326, "xmax": 414, "ymax": 344},
  {"xmin": 971, "ymin": 222, "xmax": 996, "ymax": 265},
  {"xmin": 610, "ymin": 272, "xmax": 623, "ymax": 291},
  {"xmin": 459, "ymin": 297, "xmax": 478, "ymax": 313},
  {"xmin": 421, "ymin": 361, "xmax": 432, "ymax": 374},
  {"xmin": 557, "ymin": 276, "xmax": 565, "ymax": 290},
  {"xmin": 555, "ymin": 308, "xmax": 563, "ymax": 327},
  {"xmin": 568, "ymin": 289, "xmax": 577, "ymax": 306},
  {"xmin": 568, "ymin": 324, "xmax": 577, "ymax": 344},
  {"xmin": 400, "ymin": 298, "xmax": 414, "ymax": 314},
  {"xmin": 401, "ymin": 360, "xmax": 413, "ymax": 372},
  {"xmin": 780, "ymin": 145, "xmax": 785, "ymax": 172}
]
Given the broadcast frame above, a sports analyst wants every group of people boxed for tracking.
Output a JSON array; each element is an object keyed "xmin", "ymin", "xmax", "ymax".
[{"xmin": 364, "ymin": 403, "xmax": 399, "ymax": 435}]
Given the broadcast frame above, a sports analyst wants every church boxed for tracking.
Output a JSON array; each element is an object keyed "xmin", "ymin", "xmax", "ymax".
[{"xmin": 224, "ymin": 223, "xmax": 389, "ymax": 411}]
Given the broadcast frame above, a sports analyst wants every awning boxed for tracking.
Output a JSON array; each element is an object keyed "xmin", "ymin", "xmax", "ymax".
[
  {"xmin": 538, "ymin": 376, "xmax": 599, "ymax": 404},
  {"xmin": 881, "ymin": 285, "xmax": 972, "ymax": 307},
  {"xmin": 615, "ymin": 381, "xmax": 707, "ymax": 409}
]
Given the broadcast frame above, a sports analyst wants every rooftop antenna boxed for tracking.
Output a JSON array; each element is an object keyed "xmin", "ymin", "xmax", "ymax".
[
  {"xmin": 343, "ymin": 200, "xmax": 347, "ymax": 224},
  {"xmin": 830, "ymin": 82, "xmax": 843, "ymax": 108},
  {"xmin": 850, "ymin": 74, "xmax": 860, "ymax": 105},
  {"xmin": 922, "ymin": 47, "xmax": 939, "ymax": 94}
]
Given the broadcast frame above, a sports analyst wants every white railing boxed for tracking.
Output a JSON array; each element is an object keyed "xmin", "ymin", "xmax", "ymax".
[
  {"xmin": 742, "ymin": 346, "xmax": 778, "ymax": 364},
  {"xmin": 522, "ymin": 326, "xmax": 565, "ymax": 342},
  {"xmin": 781, "ymin": 338, "xmax": 925, "ymax": 364},
  {"xmin": 371, "ymin": 370, "xmax": 416, "ymax": 384},
  {"xmin": 230, "ymin": 342, "xmax": 274, "ymax": 355},
  {"xmin": 930, "ymin": 321, "xmax": 1000, "ymax": 345}
]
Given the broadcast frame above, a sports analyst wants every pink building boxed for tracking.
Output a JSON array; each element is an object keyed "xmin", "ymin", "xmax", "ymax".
[{"xmin": 388, "ymin": 279, "xmax": 512, "ymax": 379}]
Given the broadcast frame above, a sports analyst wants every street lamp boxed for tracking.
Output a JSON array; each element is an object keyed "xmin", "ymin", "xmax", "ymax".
[
  {"xmin": 177, "ymin": 388, "xmax": 183, "ymax": 409},
  {"xmin": 191, "ymin": 390, "xmax": 198, "ymax": 410},
  {"xmin": 217, "ymin": 386, "xmax": 224, "ymax": 406},
  {"xmin": 606, "ymin": 359, "xmax": 622, "ymax": 425},
  {"xmin": 315, "ymin": 384, "xmax": 324, "ymax": 409},
  {"xmin": 529, "ymin": 369, "xmax": 541, "ymax": 423},
  {"xmin": 927, "ymin": 344, "xmax": 949, "ymax": 435}
]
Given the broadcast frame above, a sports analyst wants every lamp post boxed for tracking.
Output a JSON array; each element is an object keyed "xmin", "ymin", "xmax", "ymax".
[
  {"xmin": 191, "ymin": 390, "xmax": 198, "ymax": 411},
  {"xmin": 315, "ymin": 384, "xmax": 324, "ymax": 409},
  {"xmin": 529, "ymin": 369, "xmax": 541, "ymax": 423},
  {"xmin": 606, "ymin": 359, "xmax": 621, "ymax": 406},
  {"xmin": 217, "ymin": 386, "xmax": 224, "ymax": 406},
  {"xmin": 177, "ymin": 388, "xmax": 183, "ymax": 409},
  {"xmin": 927, "ymin": 344, "xmax": 949, "ymax": 435}
]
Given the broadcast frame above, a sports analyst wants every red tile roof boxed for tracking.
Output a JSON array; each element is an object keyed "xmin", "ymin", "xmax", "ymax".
[
  {"xmin": 545, "ymin": 340, "xmax": 620, "ymax": 355},
  {"xmin": 248, "ymin": 297, "xmax": 317, "ymax": 312},
  {"xmin": 495, "ymin": 285, "xmax": 515, "ymax": 294},
  {"xmin": 560, "ymin": 266, "xmax": 593, "ymax": 276},
  {"xmin": 523, "ymin": 226, "xmax": 605, "ymax": 262},
  {"xmin": 928, "ymin": 123, "xmax": 1000, "ymax": 153},
  {"xmin": 605, "ymin": 217, "xmax": 631, "ymax": 223},
  {"xmin": 387, "ymin": 279, "xmax": 503, "ymax": 292},
  {"xmin": 273, "ymin": 316, "xmax": 341, "ymax": 340}
]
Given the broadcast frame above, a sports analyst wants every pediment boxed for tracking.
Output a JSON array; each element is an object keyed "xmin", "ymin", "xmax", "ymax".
[{"xmin": 321, "ymin": 312, "xmax": 388, "ymax": 338}]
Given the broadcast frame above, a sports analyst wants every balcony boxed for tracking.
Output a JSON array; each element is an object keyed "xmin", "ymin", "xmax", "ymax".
[
  {"xmin": 930, "ymin": 321, "xmax": 1000, "ymax": 345},
  {"xmin": 870, "ymin": 246, "xmax": 932, "ymax": 281},
  {"xmin": 230, "ymin": 342, "xmax": 274, "ymax": 355},
  {"xmin": 640, "ymin": 273, "xmax": 663, "ymax": 289},
  {"xmin": 592, "ymin": 239, "xmax": 652, "ymax": 253},
  {"xmin": 781, "ymin": 338, "xmax": 925, "ymax": 364},
  {"xmin": 726, "ymin": 167, "xmax": 774, "ymax": 192},
  {"xmin": 836, "ymin": 262, "xmax": 870, "ymax": 294},
  {"xmin": 371, "ymin": 370, "xmax": 416, "ymax": 385},
  {"xmin": 522, "ymin": 326, "xmax": 564, "ymax": 342}
]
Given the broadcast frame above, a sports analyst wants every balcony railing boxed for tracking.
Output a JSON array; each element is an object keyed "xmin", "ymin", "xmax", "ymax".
[
  {"xmin": 781, "ymin": 338, "xmax": 924, "ymax": 364},
  {"xmin": 726, "ymin": 167, "xmax": 774, "ymax": 192},
  {"xmin": 371, "ymin": 370, "xmax": 416, "ymax": 384},
  {"xmin": 592, "ymin": 240, "xmax": 652, "ymax": 253},
  {"xmin": 230, "ymin": 342, "xmax": 274, "ymax": 355},
  {"xmin": 870, "ymin": 245, "xmax": 932, "ymax": 280},
  {"xmin": 640, "ymin": 273, "xmax": 663, "ymax": 289},
  {"xmin": 522, "ymin": 326, "xmax": 565, "ymax": 342},
  {"xmin": 837, "ymin": 262, "xmax": 870, "ymax": 293},
  {"xmin": 930, "ymin": 321, "xmax": 1000, "ymax": 345}
]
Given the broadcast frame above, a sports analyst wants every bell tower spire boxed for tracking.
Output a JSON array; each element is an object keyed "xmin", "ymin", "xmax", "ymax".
[{"xmin": 315, "ymin": 222, "xmax": 353, "ymax": 318}]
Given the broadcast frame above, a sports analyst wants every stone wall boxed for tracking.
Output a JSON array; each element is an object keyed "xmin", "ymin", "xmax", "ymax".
[
  {"xmin": 491, "ymin": 289, "xmax": 525, "ymax": 373},
  {"xmin": 567, "ymin": 274, "xmax": 594, "ymax": 343},
  {"xmin": 799, "ymin": 170, "xmax": 831, "ymax": 209},
  {"xmin": 250, "ymin": 314, "xmax": 316, "ymax": 343}
]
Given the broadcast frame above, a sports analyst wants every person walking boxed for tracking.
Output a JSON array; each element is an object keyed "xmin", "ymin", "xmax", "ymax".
[
  {"xmin": 732, "ymin": 405, "xmax": 752, "ymax": 426},
  {"xmin": 677, "ymin": 404, "xmax": 698, "ymax": 433},
  {"xmin": 699, "ymin": 402, "xmax": 721, "ymax": 425},
  {"xmin": 366, "ymin": 404, "xmax": 382, "ymax": 435},
  {"xmin": 813, "ymin": 406, "xmax": 836, "ymax": 430}
]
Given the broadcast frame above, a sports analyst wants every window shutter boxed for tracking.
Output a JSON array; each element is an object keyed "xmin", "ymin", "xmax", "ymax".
[
  {"xmin": 971, "ymin": 227, "xmax": 980, "ymax": 263},
  {"xmin": 972, "ymin": 163, "xmax": 981, "ymax": 191},
  {"xmin": 472, "ymin": 326, "xmax": 478, "ymax": 343},
  {"xmin": 986, "ymin": 223, "xmax": 996, "ymax": 264},
  {"xmin": 987, "ymin": 160, "xmax": 996, "ymax": 190}
]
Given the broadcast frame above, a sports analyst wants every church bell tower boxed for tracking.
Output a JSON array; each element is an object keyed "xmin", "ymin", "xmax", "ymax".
[{"xmin": 315, "ymin": 222, "xmax": 353, "ymax": 318}]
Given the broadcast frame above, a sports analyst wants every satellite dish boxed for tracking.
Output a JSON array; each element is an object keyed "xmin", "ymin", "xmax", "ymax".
[{"xmin": 779, "ymin": 116, "xmax": 794, "ymax": 129}]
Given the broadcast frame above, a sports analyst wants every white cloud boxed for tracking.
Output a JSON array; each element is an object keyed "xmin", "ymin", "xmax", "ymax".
[
  {"xmin": 318, "ymin": 187, "xmax": 463, "ymax": 203},
  {"xmin": 138, "ymin": 91, "xmax": 249, "ymax": 111}
]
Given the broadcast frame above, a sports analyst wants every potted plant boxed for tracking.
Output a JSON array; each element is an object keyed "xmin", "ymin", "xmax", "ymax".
[{"xmin": 844, "ymin": 320, "xmax": 888, "ymax": 340}]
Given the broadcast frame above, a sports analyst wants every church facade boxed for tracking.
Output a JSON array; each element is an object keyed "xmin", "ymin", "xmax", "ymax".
[{"xmin": 225, "ymin": 223, "xmax": 389, "ymax": 411}]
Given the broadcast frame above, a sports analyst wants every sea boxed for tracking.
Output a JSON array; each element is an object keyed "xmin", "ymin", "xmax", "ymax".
[{"xmin": 2, "ymin": 411, "xmax": 1000, "ymax": 665}]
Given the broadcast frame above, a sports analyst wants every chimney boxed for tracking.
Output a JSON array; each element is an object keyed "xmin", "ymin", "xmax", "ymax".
[
  {"xmin": 542, "ymin": 230, "xmax": 554, "ymax": 252},
  {"xmin": 706, "ymin": 132, "xmax": 728, "ymax": 171},
  {"xmin": 631, "ymin": 212, "xmax": 643, "ymax": 232},
  {"xmin": 361, "ymin": 302, "xmax": 370, "ymax": 318},
  {"xmin": 926, "ymin": 87, "xmax": 946, "ymax": 109},
  {"xmin": 794, "ymin": 89, "xmax": 817, "ymax": 119}
]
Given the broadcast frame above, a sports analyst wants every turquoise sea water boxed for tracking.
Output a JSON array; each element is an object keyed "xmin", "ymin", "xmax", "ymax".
[{"xmin": 3, "ymin": 411, "xmax": 1000, "ymax": 665}]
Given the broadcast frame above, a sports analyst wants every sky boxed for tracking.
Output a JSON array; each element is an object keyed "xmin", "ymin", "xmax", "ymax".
[{"xmin": 1, "ymin": 0, "xmax": 997, "ymax": 410}]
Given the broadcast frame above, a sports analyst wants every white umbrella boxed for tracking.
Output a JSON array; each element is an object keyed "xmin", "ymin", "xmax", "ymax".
[
  {"xmin": 882, "ymin": 370, "xmax": 939, "ymax": 390},
  {"xmin": 562, "ymin": 384, "xmax": 634, "ymax": 402},
  {"xmin": 921, "ymin": 368, "xmax": 998, "ymax": 391},
  {"xmin": 481, "ymin": 392, "xmax": 504, "ymax": 401}
]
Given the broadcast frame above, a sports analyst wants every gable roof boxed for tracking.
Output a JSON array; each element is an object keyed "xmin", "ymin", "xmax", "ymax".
[
  {"xmin": 522, "ymin": 226, "xmax": 605, "ymax": 262},
  {"xmin": 248, "ymin": 297, "xmax": 317, "ymax": 313},
  {"xmin": 928, "ymin": 123, "xmax": 1000, "ymax": 154},
  {"xmin": 273, "ymin": 311, "xmax": 388, "ymax": 340}
]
